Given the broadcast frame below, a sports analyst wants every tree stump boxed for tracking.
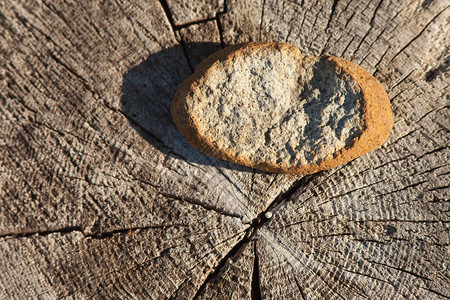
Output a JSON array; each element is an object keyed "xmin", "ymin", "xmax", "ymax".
[{"xmin": 0, "ymin": 0, "xmax": 448, "ymax": 298}]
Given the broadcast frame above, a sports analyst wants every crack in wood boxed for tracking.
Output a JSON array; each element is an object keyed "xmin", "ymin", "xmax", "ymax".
[
  {"xmin": 158, "ymin": 191, "xmax": 243, "ymax": 219},
  {"xmin": 375, "ymin": 179, "xmax": 428, "ymax": 198},
  {"xmin": 0, "ymin": 223, "xmax": 186, "ymax": 239},
  {"xmin": 310, "ymin": 232, "xmax": 356, "ymax": 239},
  {"xmin": 341, "ymin": 35, "xmax": 356, "ymax": 57},
  {"xmin": 352, "ymin": 0, "xmax": 385, "ymax": 60},
  {"xmin": 251, "ymin": 242, "xmax": 262, "ymax": 300},
  {"xmin": 114, "ymin": 0, "xmax": 148, "ymax": 51},
  {"xmin": 344, "ymin": 10, "xmax": 356, "ymax": 28},
  {"xmin": 320, "ymin": 177, "xmax": 387, "ymax": 202},
  {"xmin": 325, "ymin": 0, "xmax": 340, "ymax": 30},
  {"xmin": 415, "ymin": 164, "xmax": 447, "ymax": 176},
  {"xmin": 115, "ymin": 107, "xmax": 188, "ymax": 160},
  {"xmin": 426, "ymin": 184, "xmax": 450, "ymax": 192},
  {"xmin": 293, "ymin": 275, "xmax": 307, "ymax": 300},
  {"xmin": 191, "ymin": 173, "xmax": 323, "ymax": 298},
  {"xmin": 216, "ymin": 0, "xmax": 228, "ymax": 49},
  {"xmin": 365, "ymin": 258, "xmax": 432, "ymax": 281},
  {"xmin": 100, "ymin": 105, "xmax": 207, "ymax": 173},
  {"xmin": 391, "ymin": 69, "xmax": 416, "ymax": 90},
  {"xmin": 0, "ymin": 226, "xmax": 84, "ymax": 239},
  {"xmin": 360, "ymin": 27, "xmax": 388, "ymax": 64},
  {"xmin": 126, "ymin": 174, "xmax": 244, "ymax": 219},
  {"xmin": 216, "ymin": 16, "xmax": 225, "ymax": 48},
  {"xmin": 360, "ymin": 0, "xmax": 375, "ymax": 17},
  {"xmin": 263, "ymin": 230, "xmax": 347, "ymax": 300},
  {"xmin": 300, "ymin": 0, "xmax": 314, "ymax": 31},
  {"xmin": 413, "ymin": 145, "xmax": 447, "ymax": 160},
  {"xmin": 161, "ymin": 0, "xmax": 228, "ymax": 29},
  {"xmin": 373, "ymin": 45, "xmax": 391, "ymax": 72},
  {"xmin": 263, "ymin": 173, "xmax": 321, "ymax": 216},
  {"xmin": 63, "ymin": 245, "xmax": 177, "ymax": 299},
  {"xmin": 215, "ymin": 167, "xmax": 251, "ymax": 201},
  {"xmin": 389, "ymin": 5, "xmax": 450, "ymax": 63},
  {"xmin": 167, "ymin": 230, "xmax": 247, "ymax": 299},
  {"xmin": 355, "ymin": 219, "xmax": 448, "ymax": 224},
  {"xmin": 265, "ymin": 174, "xmax": 278, "ymax": 192},
  {"xmin": 173, "ymin": 16, "xmax": 219, "ymax": 29},
  {"xmin": 158, "ymin": 0, "xmax": 194, "ymax": 72},
  {"xmin": 370, "ymin": 0, "xmax": 384, "ymax": 26},
  {"xmin": 191, "ymin": 229, "xmax": 253, "ymax": 299},
  {"xmin": 259, "ymin": 0, "xmax": 266, "ymax": 41}
]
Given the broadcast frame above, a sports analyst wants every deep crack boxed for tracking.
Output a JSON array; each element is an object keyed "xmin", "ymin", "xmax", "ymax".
[
  {"xmin": 251, "ymin": 242, "xmax": 263, "ymax": 300},
  {"xmin": 192, "ymin": 228, "xmax": 253, "ymax": 299},
  {"xmin": 262, "ymin": 173, "xmax": 322, "ymax": 217},
  {"xmin": 192, "ymin": 172, "xmax": 323, "ymax": 298},
  {"xmin": 0, "ymin": 224, "xmax": 184, "ymax": 239}
]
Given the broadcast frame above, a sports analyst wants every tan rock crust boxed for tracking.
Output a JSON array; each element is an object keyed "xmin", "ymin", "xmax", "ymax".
[{"xmin": 171, "ymin": 42, "xmax": 393, "ymax": 174}]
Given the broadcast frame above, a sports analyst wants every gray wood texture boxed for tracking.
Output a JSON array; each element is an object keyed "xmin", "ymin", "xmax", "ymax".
[{"xmin": 0, "ymin": 0, "xmax": 448, "ymax": 299}]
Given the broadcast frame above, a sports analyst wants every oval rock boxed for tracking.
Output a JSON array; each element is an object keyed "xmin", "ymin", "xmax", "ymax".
[{"xmin": 171, "ymin": 42, "xmax": 393, "ymax": 174}]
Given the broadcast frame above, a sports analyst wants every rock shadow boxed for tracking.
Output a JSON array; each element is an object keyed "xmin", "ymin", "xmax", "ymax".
[{"xmin": 120, "ymin": 42, "xmax": 259, "ymax": 173}]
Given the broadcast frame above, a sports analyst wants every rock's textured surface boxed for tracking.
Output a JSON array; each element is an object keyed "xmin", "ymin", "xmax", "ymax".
[{"xmin": 171, "ymin": 42, "xmax": 393, "ymax": 174}]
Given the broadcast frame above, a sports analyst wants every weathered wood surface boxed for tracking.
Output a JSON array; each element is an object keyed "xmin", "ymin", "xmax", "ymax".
[{"xmin": 0, "ymin": 0, "xmax": 448, "ymax": 298}]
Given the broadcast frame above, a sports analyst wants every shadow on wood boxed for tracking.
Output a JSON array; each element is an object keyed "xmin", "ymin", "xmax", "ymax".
[{"xmin": 120, "ymin": 42, "xmax": 260, "ymax": 173}]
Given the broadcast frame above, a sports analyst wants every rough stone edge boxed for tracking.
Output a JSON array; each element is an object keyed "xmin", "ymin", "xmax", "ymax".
[
  {"xmin": 170, "ymin": 42, "xmax": 393, "ymax": 174},
  {"xmin": 314, "ymin": 56, "xmax": 394, "ymax": 173},
  {"xmin": 170, "ymin": 42, "xmax": 302, "ymax": 166}
]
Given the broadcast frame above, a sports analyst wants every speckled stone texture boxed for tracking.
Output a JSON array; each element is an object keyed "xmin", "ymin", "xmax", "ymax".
[{"xmin": 171, "ymin": 42, "xmax": 393, "ymax": 174}]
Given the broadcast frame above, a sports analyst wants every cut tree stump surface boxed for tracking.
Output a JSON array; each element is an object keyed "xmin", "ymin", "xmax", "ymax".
[{"xmin": 0, "ymin": 0, "xmax": 449, "ymax": 299}]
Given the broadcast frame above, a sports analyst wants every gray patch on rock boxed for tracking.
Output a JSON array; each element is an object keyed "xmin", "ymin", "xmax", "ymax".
[{"xmin": 192, "ymin": 51, "xmax": 364, "ymax": 167}]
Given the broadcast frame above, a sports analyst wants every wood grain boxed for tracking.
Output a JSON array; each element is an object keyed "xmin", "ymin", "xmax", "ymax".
[{"xmin": 1, "ymin": 0, "xmax": 448, "ymax": 298}]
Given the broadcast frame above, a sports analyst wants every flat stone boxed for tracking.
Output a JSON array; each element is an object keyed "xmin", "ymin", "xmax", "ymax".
[{"xmin": 171, "ymin": 42, "xmax": 393, "ymax": 174}]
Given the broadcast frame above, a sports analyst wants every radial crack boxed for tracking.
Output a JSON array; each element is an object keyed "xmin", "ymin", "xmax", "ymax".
[
  {"xmin": 389, "ymin": 6, "xmax": 449, "ymax": 63},
  {"xmin": 192, "ymin": 228, "xmax": 253, "ymax": 299},
  {"xmin": 159, "ymin": 191, "xmax": 243, "ymax": 219},
  {"xmin": 264, "ymin": 173, "xmax": 321, "ymax": 214},
  {"xmin": 0, "ymin": 223, "xmax": 185, "ymax": 239},
  {"xmin": 326, "ymin": 0, "xmax": 340, "ymax": 30},
  {"xmin": 259, "ymin": 0, "xmax": 266, "ymax": 41},
  {"xmin": 251, "ymin": 242, "xmax": 263, "ymax": 300}
]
